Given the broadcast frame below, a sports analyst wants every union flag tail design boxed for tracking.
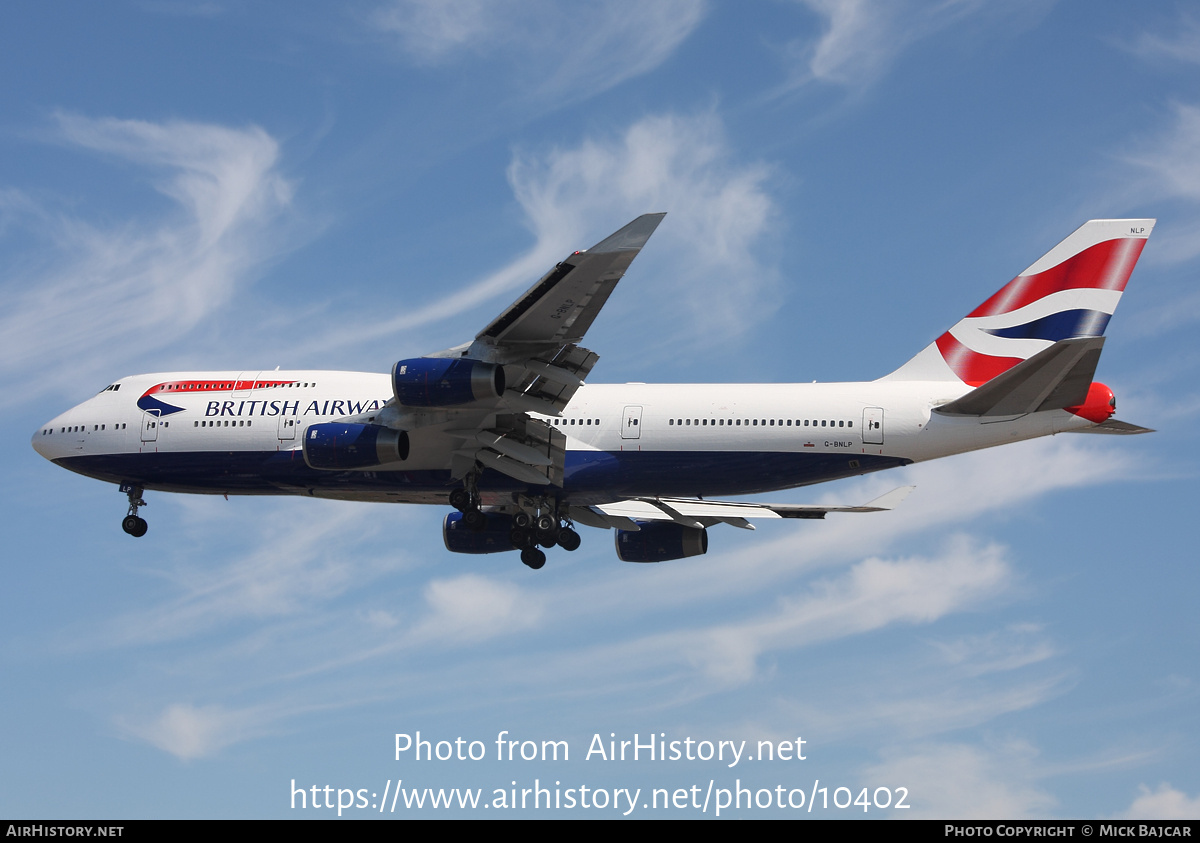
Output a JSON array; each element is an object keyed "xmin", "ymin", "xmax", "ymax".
[{"xmin": 882, "ymin": 219, "xmax": 1154, "ymax": 384}]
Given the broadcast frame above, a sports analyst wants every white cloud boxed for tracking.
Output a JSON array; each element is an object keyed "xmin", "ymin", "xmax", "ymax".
[
  {"xmin": 1130, "ymin": 14, "xmax": 1200, "ymax": 67},
  {"xmin": 639, "ymin": 534, "xmax": 1012, "ymax": 686},
  {"xmin": 930, "ymin": 624, "xmax": 1057, "ymax": 677},
  {"xmin": 508, "ymin": 112, "xmax": 778, "ymax": 344},
  {"xmin": 370, "ymin": 0, "xmax": 705, "ymax": 102},
  {"xmin": 1126, "ymin": 103, "xmax": 1200, "ymax": 206},
  {"xmin": 88, "ymin": 500, "xmax": 401, "ymax": 648},
  {"xmin": 1122, "ymin": 102, "xmax": 1200, "ymax": 264},
  {"xmin": 0, "ymin": 114, "xmax": 294, "ymax": 405},
  {"xmin": 412, "ymin": 574, "xmax": 543, "ymax": 643},
  {"xmin": 781, "ymin": 0, "xmax": 990, "ymax": 91},
  {"xmin": 1110, "ymin": 101, "xmax": 1200, "ymax": 369},
  {"xmin": 312, "ymin": 111, "xmax": 777, "ymax": 353},
  {"xmin": 1119, "ymin": 783, "xmax": 1200, "ymax": 820},
  {"xmin": 120, "ymin": 702, "xmax": 263, "ymax": 761},
  {"xmin": 864, "ymin": 741, "xmax": 1057, "ymax": 819}
]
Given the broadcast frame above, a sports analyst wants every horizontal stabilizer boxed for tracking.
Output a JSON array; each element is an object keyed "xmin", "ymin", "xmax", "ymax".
[
  {"xmin": 1067, "ymin": 418, "xmax": 1155, "ymax": 435},
  {"xmin": 934, "ymin": 336, "xmax": 1104, "ymax": 417}
]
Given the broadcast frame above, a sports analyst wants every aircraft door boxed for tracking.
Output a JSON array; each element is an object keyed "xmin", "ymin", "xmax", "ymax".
[
  {"xmin": 863, "ymin": 407, "xmax": 884, "ymax": 444},
  {"xmin": 141, "ymin": 409, "xmax": 160, "ymax": 443},
  {"xmin": 621, "ymin": 405, "xmax": 643, "ymax": 440},
  {"xmin": 278, "ymin": 414, "xmax": 298, "ymax": 441}
]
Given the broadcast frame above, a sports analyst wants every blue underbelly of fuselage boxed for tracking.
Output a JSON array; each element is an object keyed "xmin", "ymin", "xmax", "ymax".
[{"xmin": 53, "ymin": 448, "xmax": 910, "ymax": 502}]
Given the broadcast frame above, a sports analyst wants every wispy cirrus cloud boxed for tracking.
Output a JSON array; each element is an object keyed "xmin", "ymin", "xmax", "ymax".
[
  {"xmin": 307, "ymin": 110, "xmax": 778, "ymax": 356},
  {"xmin": 0, "ymin": 114, "xmax": 295, "ymax": 405},
  {"xmin": 369, "ymin": 0, "xmax": 705, "ymax": 104},
  {"xmin": 778, "ymin": 0, "xmax": 1006, "ymax": 92},
  {"xmin": 1129, "ymin": 13, "xmax": 1200, "ymax": 67},
  {"xmin": 1121, "ymin": 102, "xmax": 1200, "ymax": 263}
]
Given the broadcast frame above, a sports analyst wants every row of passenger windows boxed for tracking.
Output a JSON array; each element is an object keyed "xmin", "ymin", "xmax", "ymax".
[
  {"xmin": 194, "ymin": 420, "xmax": 252, "ymax": 427},
  {"xmin": 42, "ymin": 423, "xmax": 129, "ymax": 435},
  {"xmin": 669, "ymin": 418, "xmax": 853, "ymax": 428},
  {"xmin": 160, "ymin": 381, "xmax": 315, "ymax": 392},
  {"xmin": 547, "ymin": 417, "xmax": 855, "ymax": 430}
]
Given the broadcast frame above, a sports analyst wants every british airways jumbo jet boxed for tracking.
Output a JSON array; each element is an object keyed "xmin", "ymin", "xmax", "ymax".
[{"xmin": 32, "ymin": 215, "xmax": 1154, "ymax": 569}]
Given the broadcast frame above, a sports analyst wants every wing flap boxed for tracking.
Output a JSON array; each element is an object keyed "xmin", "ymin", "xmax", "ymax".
[
  {"xmin": 587, "ymin": 486, "xmax": 915, "ymax": 527},
  {"xmin": 448, "ymin": 415, "xmax": 566, "ymax": 486},
  {"xmin": 503, "ymin": 344, "xmax": 600, "ymax": 414}
]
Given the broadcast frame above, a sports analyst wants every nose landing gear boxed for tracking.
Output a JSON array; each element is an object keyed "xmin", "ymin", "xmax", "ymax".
[{"xmin": 120, "ymin": 484, "xmax": 148, "ymax": 537}]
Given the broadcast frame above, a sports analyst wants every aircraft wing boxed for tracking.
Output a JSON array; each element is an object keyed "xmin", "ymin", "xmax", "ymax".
[
  {"xmin": 572, "ymin": 486, "xmax": 916, "ymax": 531},
  {"xmin": 372, "ymin": 214, "xmax": 666, "ymax": 488},
  {"xmin": 467, "ymin": 213, "xmax": 666, "ymax": 417},
  {"xmin": 477, "ymin": 213, "xmax": 666, "ymax": 348}
]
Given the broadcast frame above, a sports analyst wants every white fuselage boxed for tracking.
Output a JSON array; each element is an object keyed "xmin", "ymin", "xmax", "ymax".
[{"xmin": 32, "ymin": 370, "xmax": 1094, "ymax": 506}]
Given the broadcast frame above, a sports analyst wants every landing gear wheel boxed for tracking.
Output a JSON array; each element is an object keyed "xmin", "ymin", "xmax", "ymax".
[
  {"xmin": 537, "ymin": 531, "xmax": 557, "ymax": 549},
  {"xmin": 557, "ymin": 527, "xmax": 581, "ymax": 551},
  {"xmin": 535, "ymin": 514, "xmax": 556, "ymax": 533},
  {"xmin": 521, "ymin": 547, "xmax": 546, "ymax": 569},
  {"xmin": 122, "ymin": 515, "xmax": 147, "ymax": 537},
  {"xmin": 513, "ymin": 511, "xmax": 532, "ymax": 529},
  {"xmin": 509, "ymin": 527, "xmax": 533, "ymax": 549},
  {"xmin": 449, "ymin": 488, "xmax": 470, "ymax": 512},
  {"xmin": 121, "ymin": 485, "xmax": 148, "ymax": 538},
  {"xmin": 463, "ymin": 508, "xmax": 486, "ymax": 530}
]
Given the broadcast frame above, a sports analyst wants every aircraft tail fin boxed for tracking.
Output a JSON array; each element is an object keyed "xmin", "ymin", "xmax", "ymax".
[{"xmin": 881, "ymin": 219, "xmax": 1154, "ymax": 384}]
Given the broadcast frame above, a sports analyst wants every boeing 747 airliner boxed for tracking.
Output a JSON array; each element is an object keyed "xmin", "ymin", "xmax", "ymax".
[{"xmin": 32, "ymin": 214, "xmax": 1154, "ymax": 568}]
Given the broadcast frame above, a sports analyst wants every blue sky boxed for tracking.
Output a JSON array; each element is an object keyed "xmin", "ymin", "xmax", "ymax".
[{"xmin": 2, "ymin": 0, "xmax": 1198, "ymax": 820}]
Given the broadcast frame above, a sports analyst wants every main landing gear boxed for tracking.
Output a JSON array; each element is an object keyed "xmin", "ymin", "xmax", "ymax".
[
  {"xmin": 451, "ymin": 479, "xmax": 581, "ymax": 570},
  {"xmin": 507, "ymin": 501, "xmax": 580, "ymax": 569},
  {"xmin": 120, "ymin": 484, "xmax": 148, "ymax": 537}
]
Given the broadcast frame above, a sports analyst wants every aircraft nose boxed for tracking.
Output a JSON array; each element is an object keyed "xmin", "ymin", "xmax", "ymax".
[
  {"xmin": 32, "ymin": 424, "xmax": 51, "ymax": 459},
  {"xmin": 31, "ymin": 415, "xmax": 64, "ymax": 461}
]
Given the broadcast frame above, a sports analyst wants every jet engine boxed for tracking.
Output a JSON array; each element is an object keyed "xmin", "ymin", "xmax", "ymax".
[
  {"xmin": 615, "ymin": 522, "xmax": 708, "ymax": 563},
  {"xmin": 443, "ymin": 511, "xmax": 516, "ymax": 554},
  {"xmin": 392, "ymin": 357, "xmax": 505, "ymax": 407},
  {"xmin": 302, "ymin": 423, "xmax": 409, "ymax": 470}
]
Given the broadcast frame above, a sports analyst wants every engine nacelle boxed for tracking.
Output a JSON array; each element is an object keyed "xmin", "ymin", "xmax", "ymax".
[
  {"xmin": 615, "ymin": 522, "xmax": 708, "ymax": 563},
  {"xmin": 302, "ymin": 423, "xmax": 409, "ymax": 470},
  {"xmin": 393, "ymin": 357, "xmax": 505, "ymax": 407},
  {"xmin": 443, "ymin": 511, "xmax": 517, "ymax": 554}
]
